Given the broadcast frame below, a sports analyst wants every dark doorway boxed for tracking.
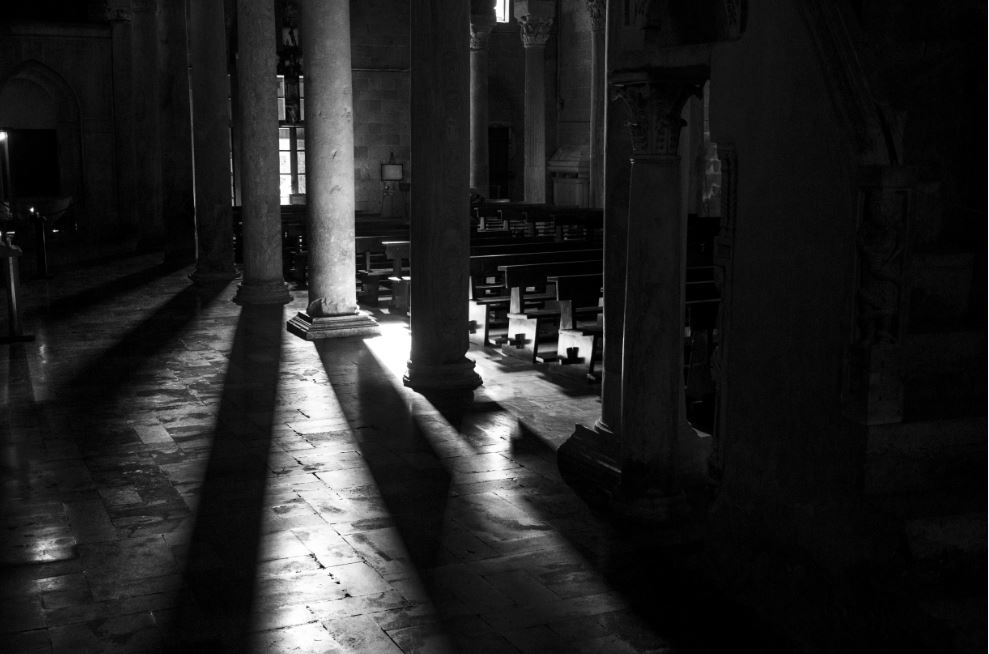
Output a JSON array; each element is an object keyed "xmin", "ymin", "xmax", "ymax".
[{"xmin": 7, "ymin": 129, "xmax": 59, "ymax": 198}]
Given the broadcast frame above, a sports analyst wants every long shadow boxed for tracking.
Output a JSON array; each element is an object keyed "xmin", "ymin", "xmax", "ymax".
[
  {"xmin": 315, "ymin": 340, "xmax": 453, "ymax": 572},
  {"xmin": 32, "ymin": 258, "xmax": 184, "ymax": 321},
  {"xmin": 166, "ymin": 304, "xmax": 284, "ymax": 652}
]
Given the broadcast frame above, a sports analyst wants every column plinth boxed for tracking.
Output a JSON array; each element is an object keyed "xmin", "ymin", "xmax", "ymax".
[
  {"xmin": 188, "ymin": 0, "xmax": 237, "ymax": 284},
  {"xmin": 405, "ymin": 0, "xmax": 481, "ymax": 392},
  {"xmin": 288, "ymin": 0, "xmax": 378, "ymax": 339},
  {"xmin": 233, "ymin": 0, "xmax": 290, "ymax": 306}
]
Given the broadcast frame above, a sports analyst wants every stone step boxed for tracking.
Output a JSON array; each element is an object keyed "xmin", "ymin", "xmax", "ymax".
[{"xmin": 864, "ymin": 416, "xmax": 986, "ymax": 496}]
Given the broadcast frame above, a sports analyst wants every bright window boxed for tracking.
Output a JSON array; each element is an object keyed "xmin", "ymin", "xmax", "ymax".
[
  {"xmin": 495, "ymin": 0, "xmax": 510, "ymax": 23},
  {"xmin": 277, "ymin": 75, "xmax": 306, "ymax": 204}
]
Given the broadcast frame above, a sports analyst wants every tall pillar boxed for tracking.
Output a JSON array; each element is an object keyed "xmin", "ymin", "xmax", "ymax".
[
  {"xmin": 107, "ymin": 5, "xmax": 138, "ymax": 239},
  {"xmin": 560, "ymin": 71, "xmax": 704, "ymax": 520},
  {"xmin": 132, "ymin": 0, "xmax": 163, "ymax": 251},
  {"xmin": 158, "ymin": 0, "xmax": 196, "ymax": 267},
  {"xmin": 514, "ymin": 0, "xmax": 554, "ymax": 204},
  {"xmin": 188, "ymin": 0, "xmax": 236, "ymax": 283},
  {"xmin": 404, "ymin": 0, "xmax": 481, "ymax": 392},
  {"xmin": 232, "ymin": 0, "xmax": 290, "ymax": 305},
  {"xmin": 469, "ymin": 1, "xmax": 495, "ymax": 197},
  {"xmin": 612, "ymin": 73, "xmax": 702, "ymax": 503},
  {"xmin": 586, "ymin": 0, "xmax": 605, "ymax": 208},
  {"xmin": 286, "ymin": 0, "xmax": 378, "ymax": 339}
]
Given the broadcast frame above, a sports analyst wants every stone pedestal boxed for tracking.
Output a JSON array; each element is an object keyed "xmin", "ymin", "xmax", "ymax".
[
  {"xmin": 188, "ymin": 0, "xmax": 237, "ymax": 283},
  {"xmin": 405, "ymin": 0, "xmax": 481, "ymax": 392},
  {"xmin": 586, "ymin": 0, "xmax": 605, "ymax": 208},
  {"xmin": 470, "ymin": 3, "xmax": 495, "ymax": 197},
  {"xmin": 233, "ymin": 0, "xmax": 290, "ymax": 306},
  {"xmin": 515, "ymin": 0, "xmax": 554, "ymax": 204},
  {"xmin": 158, "ymin": 0, "xmax": 196, "ymax": 267},
  {"xmin": 287, "ymin": 0, "xmax": 378, "ymax": 338}
]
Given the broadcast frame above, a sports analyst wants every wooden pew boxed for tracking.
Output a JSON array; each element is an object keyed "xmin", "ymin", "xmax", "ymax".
[
  {"xmin": 468, "ymin": 248, "xmax": 602, "ymax": 346},
  {"xmin": 382, "ymin": 240, "xmax": 410, "ymax": 313},
  {"xmin": 551, "ymin": 273, "xmax": 604, "ymax": 379},
  {"xmin": 497, "ymin": 259, "xmax": 603, "ymax": 363}
]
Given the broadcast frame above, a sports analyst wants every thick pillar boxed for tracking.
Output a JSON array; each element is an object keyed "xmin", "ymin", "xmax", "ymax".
[
  {"xmin": 158, "ymin": 0, "xmax": 196, "ymax": 267},
  {"xmin": 469, "ymin": 2, "xmax": 495, "ymax": 197},
  {"xmin": 514, "ymin": 0, "xmax": 554, "ymax": 204},
  {"xmin": 404, "ymin": 0, "xmax": 481, "ymax": 391},
  {"xmin": 586, "ymin": 0, "xmax": 605, "ymax": 208},
  {"xmin": 560, "ymin": 71, "xmax": 705, "ymax": 520},
  {"xmin": 132, "ymin": 0, "xmax": 163, "ymax": 250},
  {"xmin": 232, "ymin": 0, "xmax": 290, "ymax": 305},
  {"xmin": 188, "ymin": 0, "xmax": 236, "ymax": 283},
  {"xmin": 614, "ymin": 73, "xmax": 703, "ymax": 506},
  {"xmin": 286, "ymin": 0, "xmax": 378, "ymax": 339}
]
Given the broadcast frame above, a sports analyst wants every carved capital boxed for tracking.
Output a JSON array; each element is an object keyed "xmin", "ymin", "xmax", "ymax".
[
  {"xmin": 517, "ymin": 16, "xmax": 554, "ymax": 47},
  {"xmin": 470, "ymin": 20, "xmax": 494, "ymax": 50},
  {"xmin": 90, "ymin": 0, "xmax": 134, "ymax": 21},
  {"xmin": 611, "ymin": 74, "xmax": 703, "ymax": 157},
  {"xmin": 586, "ymin": 0, "xmax": 605, "ymax": 31}
]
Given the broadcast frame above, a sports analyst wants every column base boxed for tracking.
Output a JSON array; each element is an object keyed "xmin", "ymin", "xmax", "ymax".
[
  {"xmin": 233, "ymin": 280, "xmax": 292, "ymax": 306},
  {"xmin": 286, "ymin": 311, "xmax": 380, "ymax": 340},
  {"xmin": 403, "ymin": 357, "xmax": 482, "ymax": 392},
  {"xmin": 558, "ymin": 422, "xmax": 692, "ymax": 525}
]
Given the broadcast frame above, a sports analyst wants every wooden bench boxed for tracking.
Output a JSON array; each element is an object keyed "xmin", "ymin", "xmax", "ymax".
[
  {"xmin": 382, "ymin": 240, "xmax": 410, "ymax": 313},
  {"xmin": 468, "ymin": 248, "xmax": 602, "ymax": 346},
  {"xmin": 497, "ymin": 259, "xmax": 603, "ymax": 363},
  {"xmin": 550, "ymin": 273, "xmax": 604, "ymax": 379}
]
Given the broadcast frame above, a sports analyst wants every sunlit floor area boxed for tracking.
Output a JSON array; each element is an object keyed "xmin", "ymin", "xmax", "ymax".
[{"xmin": 0, "ymin": 254, "xmax": 787, "ymax": 653}]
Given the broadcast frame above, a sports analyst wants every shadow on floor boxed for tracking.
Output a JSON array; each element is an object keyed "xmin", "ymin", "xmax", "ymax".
[{"xmin": 165, "ymin": 304, "xmax": 285, "ymax": 652}]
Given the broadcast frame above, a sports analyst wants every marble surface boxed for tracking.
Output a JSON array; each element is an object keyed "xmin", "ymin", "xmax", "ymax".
[{"xmin": 0, "ymin": 254, "xmax": 788, "ymax": 653}]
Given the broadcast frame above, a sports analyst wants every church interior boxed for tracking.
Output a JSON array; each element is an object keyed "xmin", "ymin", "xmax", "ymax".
[{"xmin": 0, "ymin": 0, "xmax": 985, "ymax": 652}]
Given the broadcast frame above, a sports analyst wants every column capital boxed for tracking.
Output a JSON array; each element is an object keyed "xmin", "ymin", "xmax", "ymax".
[
  {"xmin": 470, "ymin": 18, "xmax": 495, "ymax": 50},
  {"xmin": 586, "ymin": 0, "xmax": 605, "ymax": 31},
  {"xmin": 611, "ymin": 72, "xmax": 704, "ymax": 157},
  {"xmin": 515, "ymin": 0, "xmax": 555, "ymax": 47}
]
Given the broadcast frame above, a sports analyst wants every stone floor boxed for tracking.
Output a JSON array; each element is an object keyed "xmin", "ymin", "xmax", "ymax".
[{"xmin": 0, "ymin": 254, "xmax": 790, "ymax": 653}]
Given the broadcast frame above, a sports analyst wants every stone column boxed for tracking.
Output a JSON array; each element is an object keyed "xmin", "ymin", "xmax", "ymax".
[
  {"xmin": 157, "ymin": 0, "xmax": 196, "ymax": 267},
  {"xmin": 107, "ymin": 5, "xmax": 137, "ymax": 238},
  {"xmin": 469, "ymin": 1, "xmax": 495, "ymax": 197},
  {"xmin": 132, "ymin": 0, "xmax": 163, "ymax": 251},
  {"xmin": 560, "ymin": 72, "xmax": 704, "ymax": 520},
  {"xmin": 188, "ymin": 0, "xmax": 236, "ymax": 282},
  {"xmin": 614, "ymin": 73, "xmax": 702, "ymax": 507},
  {"xmin": 404, "ymin": 0, "xmax": 481, "ymax": 392},
  {"xmin": 586, "ymin": 0, "xmax": 605, "ymax": 208},
  {"xmin": 514, "ymin": 0, "xmax": 554, "ymax": 204},
  {"xmin": 232, "ymin": 0, "xmax": 290, "ymax": 305},
  {"xmin": 286, "ymin": 0, "xmax": 378, "ymax": 339}
]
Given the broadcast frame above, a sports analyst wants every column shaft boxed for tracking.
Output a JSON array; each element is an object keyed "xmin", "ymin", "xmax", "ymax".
[
  {"xmin": 132, "ymin": 0, "xmax": 163, "ymax": 250},
  {"xmin": 286, "ymin": 0, "xmax": 378, "ymax": 338},
  {"xmin": 158, "ymin": 0, "xmax": 195, "ymax": 267},
  {"xmin": 189, "ymin": 0, "xmax": 236, "ymax": 282},
  {"xmin": 110, "ymin": 17, "xmax": 137, "ymax": 238},
  {"xmin": 587, "ymin": 1, "xmax": 605, "ymax": 208},
  {"xmin": 405, "ymin": 0, "xmax": 481, "ymax": 391},
  {"xmin": 469, "ymin": 39, "xmax": 491, "ymax": 195},
  {"xmin": 233, "ymin": 0, "xmax": 290, "ymax": 305},
  {"xmin": 522, "ymin": 43, "xmax": 547, "ymax": 203}
]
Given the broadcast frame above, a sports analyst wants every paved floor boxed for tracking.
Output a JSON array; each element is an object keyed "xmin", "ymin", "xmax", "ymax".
[{"xmin": 1, "ymin": 255, "xmax": 787, "ymax": 653}]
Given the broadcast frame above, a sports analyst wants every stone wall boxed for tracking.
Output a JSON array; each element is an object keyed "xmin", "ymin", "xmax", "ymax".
[
  {"xmin": 350, "ymin": 0, "xmax": 410, "ymax": 215},
  {"xmin": 0, "ymin": 22, "xmax": 118, "ymax": 240}
]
